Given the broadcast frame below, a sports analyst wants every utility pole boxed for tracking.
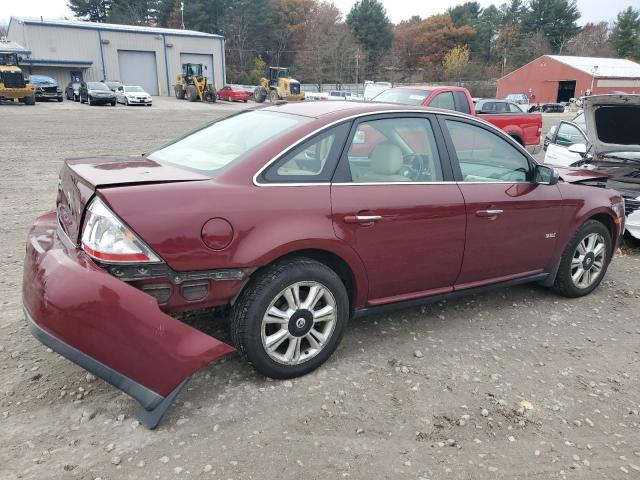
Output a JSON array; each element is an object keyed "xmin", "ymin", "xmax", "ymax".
[
  {"xmin": 181, "ymin": 2, "xmax": 185, "ymax": 30},
  {"xmin": 355, "ymin": 48, "xmax": 360, "ymax": 89}
]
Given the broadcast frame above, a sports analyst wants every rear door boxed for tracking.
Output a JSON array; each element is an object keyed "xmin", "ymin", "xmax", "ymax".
[
  {"xmin": 331, "ymin": 114, "xmax": 466, "ymax": 305},
  {"xmin": 440, "ymin": 116, "xmax": 564, "ymax": 288}
]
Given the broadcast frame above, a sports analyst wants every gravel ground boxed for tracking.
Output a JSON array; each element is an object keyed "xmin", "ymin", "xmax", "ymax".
[{"xmin": 1, "ymin": 98, "xmax": 639, "ymax": 480}]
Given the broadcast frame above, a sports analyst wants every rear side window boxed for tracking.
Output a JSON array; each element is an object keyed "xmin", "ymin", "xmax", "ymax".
[
  {"xmin": 453, "ymin": 91, "xmax": 471, "ymax": 114},
  {"xmin": 261, "ymin": 123, "xmax": 350, "ymax": 183},
  {"xmin": 429, "ymin": 92, "xmax": 456, "ymax": 111},
  {"xmin": 445, "ymin": 120, "xmax": 531, "ymax": 182}
]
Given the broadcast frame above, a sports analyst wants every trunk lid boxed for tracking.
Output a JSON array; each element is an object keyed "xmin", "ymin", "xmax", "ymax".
[
  {"xmin": 583, "ymin": 94, "xmax": 640, "ymax": 155},
  {"xmin": 56, "ymin": 156, "xmax": 208, "ymax": 243}
]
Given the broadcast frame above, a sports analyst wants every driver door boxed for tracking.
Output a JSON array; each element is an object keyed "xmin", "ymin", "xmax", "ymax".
[
  {"xmin": 544, "ymin": 121, "xmax": 588, "ymax": 167},
  {"xmin": 331, "ymin": 114, "xmax": 467, "ymax": 305}
]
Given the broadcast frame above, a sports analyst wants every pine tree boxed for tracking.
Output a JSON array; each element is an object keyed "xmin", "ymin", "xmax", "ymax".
[
  {"xmin": 67, "ymin": 0, "xmax": 112, "ymax": 22},
  {"xmin": 612, "ymin": 7, "xmax": 640, "ymax": 60}
]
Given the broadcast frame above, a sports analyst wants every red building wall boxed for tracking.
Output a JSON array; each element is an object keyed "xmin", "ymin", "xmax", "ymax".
[{"xmin": 497, "ymin": 56, "xmax": 640, "ymax": 102}]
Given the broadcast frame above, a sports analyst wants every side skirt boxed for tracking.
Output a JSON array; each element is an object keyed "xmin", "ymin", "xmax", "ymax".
[{"xmin": 353, "ymin": 273, "xmax": 549, "ymax": 319}]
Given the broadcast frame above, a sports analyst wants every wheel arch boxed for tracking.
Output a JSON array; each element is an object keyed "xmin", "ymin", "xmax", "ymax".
[{"xmin": 586, "ymin": 212, "xmax": 617, "ymax": 254}]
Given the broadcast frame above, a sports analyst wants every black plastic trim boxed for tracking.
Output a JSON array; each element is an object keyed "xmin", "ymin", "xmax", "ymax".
[
  {"xmin": 24, "ymin": 307, "xmax": 186, "ymax": 429},
  {"xmin": 353, "ymin": 273, "xmax": 549, "ymax": 319}
]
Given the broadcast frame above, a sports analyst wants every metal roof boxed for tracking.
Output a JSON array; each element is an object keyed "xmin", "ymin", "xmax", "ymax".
[
  {"xmin": 548, "ymin": 55, "xmax": 640, "ymax": 78},
  {"xmin": 10, "ymin": 17, "xmax": 223, "ymax": 39},
  {"xmin": 0, "ymin": 39, "xmax": 32, "ymax": 54}
]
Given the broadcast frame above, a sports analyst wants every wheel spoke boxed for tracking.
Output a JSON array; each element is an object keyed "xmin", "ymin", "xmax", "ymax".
[
  {"xmin": 265, "ymin": 329, "xmax": 289, "ymax": 350},
  {"xmin": 313, "ymin": 304, "xmax": 335, "ymax": 322},
  {"xmin": 308, "ymin": 328, "xmax": 326, "ymax": 346},
  {"xmin": 592, "ymin": 259, "xmax": 603, "ymax": 271},
  {"xmin": 593, "ymin": 242, "xmax": 605, "ymax": 258},
  {"xmin": 577, "ymin": 241, "xmax": 587, "ymax": 255},
  {"xmin": 283, "ymin": 286, "xmax": 300, "ymax": 310},
  {"xmin": 302, "ymin": 285, "xmax": 325, "ymax": 310},
  {"xmin": 305, "ymin": 332, "xmax": 321, "ymax": 350},
  {"xmin": 586, "ymin": 234, "xmax": 596, "ymax": 252},
  {"xmin": 571, "ymin": 257, "xmax": 583, "ymax": 268},
  {"xmin": 265, "ymin": 306, "xmax": 289, "ymax": 324},
  {"xmin": 572, "ymin": 267, "xmax": 584, "ymax": 283},
  {"xmin": 284, "ymin": 336, "xmax": 301, "ymax": 362}
]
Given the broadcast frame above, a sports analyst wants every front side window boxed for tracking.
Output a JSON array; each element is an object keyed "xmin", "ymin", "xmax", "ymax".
[
  {"xmin": 429, "ymin": 92, "xmax": 456, "ymax": 111},
  {"xmin": 555, "ymin": 123, "xmax": 587, "ymax": 148},
  {"xmin": 344, "ymin": 117, "xmax": 443, "ymax": 183},
  {"xmin": 148, "ymin": 111, "xmax": 310, "ymax": 176},
  {"xmin": 446, "ymin": 120, "xmax": 531, "ymax": 182},
  {"xmin": 508, "ymin": 103, "xmax": 523, "ymax": 113}
]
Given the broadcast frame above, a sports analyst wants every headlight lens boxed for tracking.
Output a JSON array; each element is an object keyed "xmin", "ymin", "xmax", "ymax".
[
  {"xmin": 612, "ymin": 198, "xmax": 625, "ymax": 220},
  {"xmin": 81, "ymin": 197, "xmax": 161, "ymax": 263}
]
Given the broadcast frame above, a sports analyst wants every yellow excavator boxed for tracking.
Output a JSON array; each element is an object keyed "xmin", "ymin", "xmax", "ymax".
[
  {"xmin": 253, "ymin": 67, "xmax": 304, "ymax": 103},
  {"xmin": 174, "ymin": 63, "xmax": 216, "ymax": 103}
]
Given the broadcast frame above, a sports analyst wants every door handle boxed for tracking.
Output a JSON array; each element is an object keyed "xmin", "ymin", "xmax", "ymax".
[
  {"xmin": 475, "ymin": 209, "xmax": 503, "ymax": 219},
  {"xmin": 344, "ymin": 214, "xmax": 382, "ymax": 224}
]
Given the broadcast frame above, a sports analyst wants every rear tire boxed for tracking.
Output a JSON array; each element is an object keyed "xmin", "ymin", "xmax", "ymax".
[
  {"xmin": 269, "ymin": 89, "xmax": 280, "ymax": 103},
  {"xmin": 552, "ymin": 220, "xmax": 612, "ymax": 298},
  {"xmin": 230, "ymin": 258, "xmax": 349, "ymax": 379},
  {"xmin": 174, "ymin": 85, "xmax": 185, "ymax": 99},
  {"xmin": 24, "ymin": 94, "xmax": 36, "ymax": 105},
  {"xmin": 186, "ymin": 85, "xmax": 198, "ymax": 102}
]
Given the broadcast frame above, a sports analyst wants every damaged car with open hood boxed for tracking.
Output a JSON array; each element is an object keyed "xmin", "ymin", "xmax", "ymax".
[{"xmin": 544, "ymin": 94, "xmax": 640, "ymax": 241}]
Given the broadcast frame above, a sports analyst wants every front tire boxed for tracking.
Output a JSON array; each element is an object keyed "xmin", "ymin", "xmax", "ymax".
[
  {"xmin": 552, "ymin": 220, "xmax": 612, "ymax": 298},
  {"xmin": 231, "ymin": 258, "xmax": 349, "ymax": 379}
]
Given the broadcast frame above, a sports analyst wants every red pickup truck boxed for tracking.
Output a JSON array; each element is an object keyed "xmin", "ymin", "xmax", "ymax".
[{"xmin": 372, "ymin": 86, "xmax": 542, "ymax": 147}]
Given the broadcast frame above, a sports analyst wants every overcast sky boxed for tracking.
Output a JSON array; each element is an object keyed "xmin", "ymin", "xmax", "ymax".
[{"xmin": 0, "ymin": 0, "xmax": 633, "ymax": 26}]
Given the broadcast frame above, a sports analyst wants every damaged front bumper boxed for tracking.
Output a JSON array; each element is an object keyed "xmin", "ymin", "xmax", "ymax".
[{"xmin": 22, "ymin": 211, "xmax": 235, "ymax": 428}]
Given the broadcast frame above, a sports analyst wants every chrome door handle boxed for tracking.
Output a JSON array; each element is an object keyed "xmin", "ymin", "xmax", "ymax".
[
  {"xmin": 344, "ymin": 215, "xmax": 382, "ymax": 224},
  {"xmin": 476, "ymin": 209, "xmax": 503, "ymax": 218}
]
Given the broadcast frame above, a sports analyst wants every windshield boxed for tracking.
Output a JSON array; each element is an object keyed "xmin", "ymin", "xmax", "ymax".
[
  {"xmin": 87, "ymin": 82, "xmax": 110, "ymax": 91},
  {"xmin": 0, "ymin": 52, "xmax": 19, "ymax": 66},
  {"xmin": 373, "ymin": 88, "xmax": 431, "ymax": 106},
  {"xmin": 30, "ymin": 76, "xmax": 56, "ymax": 85},
  {"xmin": 148, "ymin": 111, "xmax": 311, "ymax": 175},
  {"xmin": 125, "ymin": 86, "xmax": 144, "ymax": 92},
  {"xmin": 105, "ymin": 81, "xmax": 121, "ymax": 88}
]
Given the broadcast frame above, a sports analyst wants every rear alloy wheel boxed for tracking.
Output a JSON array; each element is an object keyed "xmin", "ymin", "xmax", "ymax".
[
  {"xmin": 231, "ymin": 258, "xmax": 349, "ymax": 379},
  {"xmin": 552, "ymin": 220, "xmax": 612, "ymax": 297}
]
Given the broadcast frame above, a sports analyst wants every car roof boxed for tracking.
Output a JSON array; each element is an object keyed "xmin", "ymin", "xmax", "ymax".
[
  {"xmin": 262, "ymin": 100, "xmax": 441, "ymax": 119},
  {"xmin": 391, "ymin": 85, "xmax": 468, "ymax": 92}
]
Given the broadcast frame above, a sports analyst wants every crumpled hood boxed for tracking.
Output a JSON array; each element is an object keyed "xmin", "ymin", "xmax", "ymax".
[
  {"xmin": 554, "ymin": 166, "xmax": 610, "ymax": 184},
  {"xmin": 583, "ymin": 94, "xmax": 640, "ymax": 155}
]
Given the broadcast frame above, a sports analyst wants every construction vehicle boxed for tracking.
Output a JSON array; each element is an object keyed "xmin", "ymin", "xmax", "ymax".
[
  {"xmin": 174, "ymin": 63, "xmax": 216, "ymax": 103},
  {"xmin": 0, "ymin": 40, "xmax": 36, "ymax": 105},
  {"xmin": 253, "ymin": 67, "xmax": 304, "ymax": 103}
]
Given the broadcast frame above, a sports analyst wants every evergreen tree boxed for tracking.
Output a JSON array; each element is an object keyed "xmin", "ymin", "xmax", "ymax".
[
  {"xmin": 67, "ymin": 0, "xmax": 112, "ymax": 22},
  {"xmin": 523, "ymin": 0, "xmax": 580, "ymax": 53},
  {"xmin": 346, "ymin": 0, "xmax": 393, "ymax": 76},
  {"xmin": 612, "ymin": 7, "xmax": 640, "ymax": 60}
]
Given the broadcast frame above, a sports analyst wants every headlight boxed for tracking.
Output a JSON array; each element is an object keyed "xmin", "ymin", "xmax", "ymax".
[
  {"xmin": 81, "ymin": 197, "xmax": 161, "ymax": 263},
  {"xmin": 612, "ymin": 198, "xmax": 625, "ymax": 220}
]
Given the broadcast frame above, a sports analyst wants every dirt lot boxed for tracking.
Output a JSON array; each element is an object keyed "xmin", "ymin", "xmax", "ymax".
[{"xmin": 1, "ymin": 98, "xmax": 639, "ymax": 480}]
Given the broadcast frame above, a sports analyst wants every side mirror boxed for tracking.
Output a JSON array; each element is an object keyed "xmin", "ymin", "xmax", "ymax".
[
  {"xmin": 568, "ymin": 143, "xmax": 587, "ymax": 156},
  {"xmin": 535, "ymin": 164, "xmax": 559, "ymax": 185}
]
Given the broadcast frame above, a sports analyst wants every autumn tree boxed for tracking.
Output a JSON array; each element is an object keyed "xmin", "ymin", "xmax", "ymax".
[
  {"xmin": 271, "ymin": 0, "xmax": 315, "ymax": 67},
  {"xmin": 442, "ymin": 45, "xmax": 470, "ymax": 82},
  {"xmin": 612, "ymin": 7, "xmax": 640, "ymax": 60},
  {"xmin": 565, "ymin": 22, "xmax": 612, "ymax": 57}
]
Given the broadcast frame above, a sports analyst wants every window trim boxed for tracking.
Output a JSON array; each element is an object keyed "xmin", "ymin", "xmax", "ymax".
[
  {"xmin": 332, "ymin": 112, "xmax": 455, "ymax": 184},
  {"xmin": 437, "ymin": 114, "xmax": 537, "ymax": 183}
]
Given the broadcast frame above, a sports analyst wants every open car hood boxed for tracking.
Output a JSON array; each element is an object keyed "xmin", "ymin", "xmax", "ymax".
[{"xmin": 583, "ymin": 94, "xmax": 640, "ymax": 155}]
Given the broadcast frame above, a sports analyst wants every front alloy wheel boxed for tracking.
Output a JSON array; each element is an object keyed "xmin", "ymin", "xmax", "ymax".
[
  {"xmin": 231, "ymin": 258, "xmax": 349, "ymax": 379},
  {"xmin": 261, "ymin": 281, "xmax": 337, "ymax": 365},
  {"xmin": 570, "ymin": 233, "xmax": 606, "ymax": 289}
]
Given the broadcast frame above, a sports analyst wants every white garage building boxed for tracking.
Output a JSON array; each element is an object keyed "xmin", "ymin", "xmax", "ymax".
[{"xmin": 7, "ymin": 17, "xmax": 225, "ymax": 96}]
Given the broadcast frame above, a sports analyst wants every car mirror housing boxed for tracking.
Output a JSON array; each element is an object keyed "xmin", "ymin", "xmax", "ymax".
[
  {"xmin": 568, "ymin": 143, "xmax": 587, "ymax": 156},
  {"xmin": 535, "ymin": 164, "xmax": 559, "ymax": 185}
]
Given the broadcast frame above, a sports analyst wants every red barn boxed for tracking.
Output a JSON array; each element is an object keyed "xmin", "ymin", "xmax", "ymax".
[{"xmin": 497, "ymin": 55, "xmax": 640, "ymax": 103}]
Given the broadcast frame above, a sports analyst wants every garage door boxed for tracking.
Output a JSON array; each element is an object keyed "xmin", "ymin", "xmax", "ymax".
[
  {"xmin": 180, "ymin": 53, "xmax": 214, "ymax": 85},
  {"xmin": 118, "ymin": 50, "xmax": 158, "ymax": 95}
]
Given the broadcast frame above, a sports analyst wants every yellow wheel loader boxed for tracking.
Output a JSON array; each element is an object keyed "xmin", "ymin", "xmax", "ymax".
[
  {"xmin": 174, "ymin": 63, "xmax": 217, "ymax": 103},
  {"xmin": 0, "ymin": 48, "xmax": 36, "ymax": 105},
  {"xmin": 253, "ymin": 67, "xmax": 304, "ymax": 103}
]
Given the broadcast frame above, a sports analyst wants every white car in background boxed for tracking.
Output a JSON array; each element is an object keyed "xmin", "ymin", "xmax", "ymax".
[
  {"xmin": 544, "ymin": 94, "xmax": 640, "ymax": 240},
  {"xmin": 115, "ymin": 85, "xmax": 153, "ymax": 106}
]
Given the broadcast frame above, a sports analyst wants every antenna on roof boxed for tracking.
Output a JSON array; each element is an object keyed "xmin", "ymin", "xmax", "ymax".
[{"xmin": 40, "ymin": 16, "xmax": 43, "ymax": 22}]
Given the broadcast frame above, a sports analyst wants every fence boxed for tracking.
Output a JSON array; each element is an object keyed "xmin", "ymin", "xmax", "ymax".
[{"xmin": 301, "ymin": 80, "xmax": 498, "ymax": 98}]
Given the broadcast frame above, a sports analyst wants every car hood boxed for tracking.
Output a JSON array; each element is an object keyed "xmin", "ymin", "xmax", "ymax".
[
  {"xmin": 583, "ymin": 94, "xmax": 640, "ymax": 154},
  {"xmin": 554, "ymin": 166, "xmax": 610, "ymax": 184}
]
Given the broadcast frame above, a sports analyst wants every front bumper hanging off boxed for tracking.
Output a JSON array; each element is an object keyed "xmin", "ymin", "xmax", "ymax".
[{"xmin": 22, "ymin": 211, "xmax": 235, "ymax": 428}]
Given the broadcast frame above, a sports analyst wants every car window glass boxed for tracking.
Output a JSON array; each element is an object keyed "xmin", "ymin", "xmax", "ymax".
[
  {"xmin": 345, "ymin": 117, "xmax": 443, "ymax": 183},
  {"xmin": 268, "ymin": 131, "xmax": 337, "ymax": 180},
  {"xmin": 445, "ymin": 120, "xmax": 531, "ymax": 182},
  {"xmin": 508, "ymin": 103, "xmax": 522, "ymax": 113},
  {"xmin": 452, "ymin": 91, "xmax": 471, "ymax": 114},
  {"xmin": 430, "ymin": 92, "xmax": 456, "ymax": 111},
  {"xmin": 555, "ymin": 123, "xmax": 586, "ymax": 148}
]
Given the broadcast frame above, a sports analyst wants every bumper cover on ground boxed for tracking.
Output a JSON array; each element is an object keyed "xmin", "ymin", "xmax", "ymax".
[{"xmin": 23, "ymin": 211, "xmax": 235, "ymax": 428}]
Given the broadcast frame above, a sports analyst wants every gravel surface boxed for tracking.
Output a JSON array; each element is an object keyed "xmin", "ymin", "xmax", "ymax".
[{"xmin": 1, "ymin": 98, "xmax": 639, "ymax": 480}]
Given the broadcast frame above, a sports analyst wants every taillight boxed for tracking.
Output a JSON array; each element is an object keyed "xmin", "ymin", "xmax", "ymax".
[{"xmin": 81, "ymin": 197, "xmax": 161, "ymax": 263}]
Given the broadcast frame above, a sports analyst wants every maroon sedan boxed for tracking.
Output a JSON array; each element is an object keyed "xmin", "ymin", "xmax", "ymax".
[
  {"xmin": 23, "ymin": 101, "xmax": 625, "ymax": 428},
  {"xmin": 217, "ymin": 84, "xmax": 252, "ymax": 102}
]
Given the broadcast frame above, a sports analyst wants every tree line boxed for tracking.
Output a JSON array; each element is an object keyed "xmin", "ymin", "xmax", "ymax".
[{"xmin": 67, "ymin": 0, "xmax": 640, "ymax": 85}]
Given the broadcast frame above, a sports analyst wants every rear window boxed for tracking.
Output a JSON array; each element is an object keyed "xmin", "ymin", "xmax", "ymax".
[
  {"xmin": 148, "ymin": 111, "xmax": 310, "ymax": 175},
  {"xmin": 373, "ymin": 89, "xmax": 431, "ymax": 106},
  {"xmin": 594, "ymin": 105, "xmax": 640, "ymax": 145}
]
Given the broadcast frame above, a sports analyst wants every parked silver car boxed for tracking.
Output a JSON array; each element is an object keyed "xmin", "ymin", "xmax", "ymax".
[{"xmin": 115, "ymin": 85, "xmax": 153, "ymax": 106}]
